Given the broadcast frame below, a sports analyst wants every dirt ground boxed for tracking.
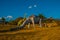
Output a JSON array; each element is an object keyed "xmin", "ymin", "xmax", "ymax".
[{"xmin": 0, "ymin": 26, "xmax": 60, "ymax": 40}]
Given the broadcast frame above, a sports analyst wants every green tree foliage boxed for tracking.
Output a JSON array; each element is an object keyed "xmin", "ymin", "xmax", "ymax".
[
  {"xmin": 38, "ymin": 14, "xmax": 46, "ymax": 19},
  {"xmin": 1, "ymin": 17, "xmax": 5, "ymax": 21},
  {"xmin": 38, "ymin": 14, "xmax": 47, "ymax": 23},
  {"xmin": 0, "ymin": 17, "xmax": 6, "ymax": 24}
]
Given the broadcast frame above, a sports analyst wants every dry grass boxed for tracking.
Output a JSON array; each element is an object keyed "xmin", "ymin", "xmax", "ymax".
[
  {"xmin": 0, "ymin": 24, "xmax": 17, "ymax": 30},
  {"xmin": 0, "ymin": 24, "xmax": 60, "ymax": 40}
]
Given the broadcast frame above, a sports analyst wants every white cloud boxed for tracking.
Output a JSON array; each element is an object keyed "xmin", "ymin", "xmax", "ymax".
[
  {"xmin": 28, "ymin": 5, "xmax": 37, "ymax": 9},
  {"xmin": 34, "ymin": 5, "xmax": 37, "ymax": 7},
  {"xmin": 28, "ymin": 6, "xmax": 32, "ymax": 9},
  {"xmin": 7, "ymin": 16, "xmax": 13, "ymax": 19}
]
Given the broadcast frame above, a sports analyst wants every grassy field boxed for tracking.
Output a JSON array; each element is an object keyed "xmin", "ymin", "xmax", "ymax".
[
  {"xmin": 0, "ymin": 24, "xmax": 17, "ymax": 30},
  {"xmin": 0, "ymin": 24, "xmax": 60, "ymax": 40}
]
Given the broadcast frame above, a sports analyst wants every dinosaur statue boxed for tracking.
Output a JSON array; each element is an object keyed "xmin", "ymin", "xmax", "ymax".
[
  {"xmin": 0, "ymin": 15, "xmax": 35, "ymax": 32},
  {"xmin": 17, "ymin": 14, "xmax": 35, "ymax": 28}
]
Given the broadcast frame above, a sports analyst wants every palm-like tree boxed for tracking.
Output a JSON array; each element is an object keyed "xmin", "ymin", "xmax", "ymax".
[
  {"xmin": 1, "ymin": 17, "xmax": 5, "ymax": 21},
  {"xmin": 1, "ymin": 17, "xmax": 6, "ymax": 24},
  {"xmin": 38, "ymin": 14, "xmax": 46, "ymax": 19},
  {"xmin": 38, "ymin": 14, "xmax": 47, "ymax": 23}
]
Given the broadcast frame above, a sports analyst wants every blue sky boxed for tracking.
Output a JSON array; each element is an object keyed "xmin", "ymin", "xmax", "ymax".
[{"xmin": 0, "ymin": 0, "xmax": 60, "ymax": 19}]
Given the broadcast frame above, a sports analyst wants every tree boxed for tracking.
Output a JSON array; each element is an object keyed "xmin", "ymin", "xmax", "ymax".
[
  {"xmin": 1, "ymin": 17, "xmax": 5, "ymax": 21},
  {"xmin": 38, "ymin": 14, "xmax": 46, "ymax": 19},
  {"xmin": 1, "ymin": 17, "xmax": 6, "ymax": 24},
  {"xmin": 38, "ymin": 13, "xmax": 47, "ymax": 23}
]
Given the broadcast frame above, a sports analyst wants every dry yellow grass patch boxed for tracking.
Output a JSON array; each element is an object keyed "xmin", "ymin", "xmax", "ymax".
[
  {"xmin": 0, "ymin": 24, "xmax": 17, "ymax": 30},
  {"xmin": 0, "ymin": 24, "xmax": 60, "ymax": 40},
  {"xmin": 0, "ymin": 26, "xmax": 60, "ymax": 40}
]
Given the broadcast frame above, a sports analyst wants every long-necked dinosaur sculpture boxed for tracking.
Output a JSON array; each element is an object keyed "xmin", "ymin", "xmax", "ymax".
[{"xmin": 0, "ymin": 15, "xmax": 35, "ymax": 32}]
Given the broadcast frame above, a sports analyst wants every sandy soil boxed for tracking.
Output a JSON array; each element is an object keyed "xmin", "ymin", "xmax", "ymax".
[{"xmin": 0, "ymin": 26, "xmax": 60, "ymax": 40}]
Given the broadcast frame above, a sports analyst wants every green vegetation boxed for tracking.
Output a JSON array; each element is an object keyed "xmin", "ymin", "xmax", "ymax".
[
  {"xmin": 0, "ymin": 13, "xmax": 60, "ymax": 30},
  {"xmin": 38, "ymin": 14, "xmax": 46, "ymax": 19},
  {"xmin": 0, "ymin": 13, "xmax": 60, "ymax": 40},
  {"xmin": 0, "ymin": 13, "xmax": 60, "ymax": 26}
]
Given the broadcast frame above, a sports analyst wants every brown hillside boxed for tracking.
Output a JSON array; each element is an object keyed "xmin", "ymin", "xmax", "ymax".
[{"xmin": 0, "ymin": 25, "xmax": 60, "ymax": 40}]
